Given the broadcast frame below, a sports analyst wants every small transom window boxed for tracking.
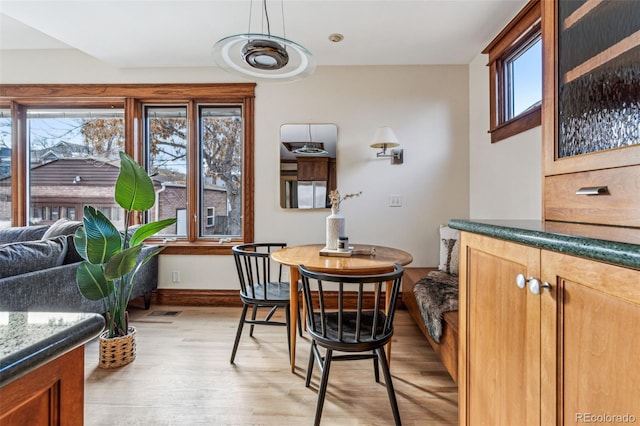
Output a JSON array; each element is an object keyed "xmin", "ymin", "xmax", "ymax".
[{"xmin": 483, "ymin": 0, "xmax": 541, "ymax": 143}]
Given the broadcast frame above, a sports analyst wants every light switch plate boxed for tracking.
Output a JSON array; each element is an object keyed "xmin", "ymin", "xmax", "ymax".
[{"xmin": 389, "ymin": 194, "xmax": 402, "ymax": 207}]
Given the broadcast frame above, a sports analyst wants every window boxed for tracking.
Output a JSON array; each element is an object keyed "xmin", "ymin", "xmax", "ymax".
[
  {"xmin": 483, "ymin": 0, "xmax": 541, "ymax": 143},
  {"xmin": 205, "ymin": 207, "xmax": 215, "ymax": 228},
  {"xmin": 199, "ymin": 106, "xmax": 242, "ymax": 237},
  {"xmin": 146, "ymin": 105, "xmax": 188, "ymax": 237},
  {"xmin": 0, "ymin": 83, "xmax": 255, "ymax": 253},
  {"xmin": 26, "ymin": 107, "xmax": 124, "ymax": 226},
  {"xmin": 144, "ymin": 104, "xmax": 244, "ymax": 241},
  {"xmin": 0, "ymin": 107, "xmax": 11, "ymax": 229}
]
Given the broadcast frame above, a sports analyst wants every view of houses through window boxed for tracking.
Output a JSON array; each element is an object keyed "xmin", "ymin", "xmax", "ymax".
[
  {"xmin": 26, "ymin": 108, "xmax": 126, "ymax": 228},
  {"xmin": 199, "ymin": 106, "xmax": 243, "ymax": 237},
  {"xmin": 144, "ymin": 105, "xmax": 243, "ymax": 238},
  {"xmin": 0, "ymin": 102, "xmax": 245, "ymax": 241}
]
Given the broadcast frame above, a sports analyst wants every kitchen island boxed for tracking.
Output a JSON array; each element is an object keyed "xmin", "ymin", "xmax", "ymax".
[{"xmin": 0, "ymin": 311, "xmax": 104, "ymax": 425}]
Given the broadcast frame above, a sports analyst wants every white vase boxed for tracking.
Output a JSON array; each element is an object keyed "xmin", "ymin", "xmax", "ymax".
[{"xmin": 325, "ymin": 208, "xmax": 345, "ymax": 250}]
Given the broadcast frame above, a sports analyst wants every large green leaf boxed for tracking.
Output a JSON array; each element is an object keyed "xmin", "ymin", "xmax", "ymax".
[
  {"xmin": 129, "ymin": 218, "xmax": 177, "ymax": 247},
  {"xmin": 104, "ymin": 245, "xmax": 143, "ymax": 280},
  {"xmin": 139, "ymin": 245, "xmax": 166, "ymax": 265},
  {"xmin": 73, "ymin": 226, "xmax": 88, "ymax": 261},
  {"xmin": 115, "ymin": 151, "xmax": 155, "ymax": 212},
  {"xmin": 122, "ymin": 246, "xmax": 166, "ymax": 304},
  {"xmin": 76, "ymin": 261, "xmax": 114, "ymax": 301},
  {"xmin": 81, "ymin": 206, "xmax": 122, "ymax": 264}
]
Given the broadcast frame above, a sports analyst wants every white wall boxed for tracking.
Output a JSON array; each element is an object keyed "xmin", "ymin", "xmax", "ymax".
[
  {"xmin": 1, "ymin": 49, "xmax": 469, "ymax": 289},
  {"xmin": 468, "ymin": 52, "xmax": 542, "ymax": 220}
]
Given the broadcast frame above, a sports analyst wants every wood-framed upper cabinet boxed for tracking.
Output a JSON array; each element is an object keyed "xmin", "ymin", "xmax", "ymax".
[
  {"xmin": 542, "ymin": 0, "xmax": 640, "ymax": 177},
  {"xmin": 296, "ymin": 157, "xmax": 329, "ymax": 181},
  {"xmin": 542, "ymin": 1, "xmax": 640, "ymax": 227}
]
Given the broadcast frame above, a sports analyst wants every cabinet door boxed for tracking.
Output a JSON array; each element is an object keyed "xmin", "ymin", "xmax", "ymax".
[
  {"xmin": 542, "ymin": 0, "xmax": 640, "ymax": 176},
  {"xmin": 296, "ymin": 157, "xmax": 329, "ymax": 181},
  {"xmin": 541, "ymin": 251, "xmax": 640, "ymax": 425},
  {"xmin": 459, "ymin": 232, "xmax": 541, "ymax": 426}
]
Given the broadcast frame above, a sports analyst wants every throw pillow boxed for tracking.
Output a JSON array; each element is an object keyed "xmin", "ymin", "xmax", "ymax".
[
  {"xmin": 41, "ymin": 218, "xmax": 83, "ymax": 239},
  {"xmin": 0, "ymin": 235, "xmax": 68, "ymax": 278},
  {"xmin": 63, "ymin": 234, "xmax": 85, "ymax": 264},
  {"xmin": 0, "ymin": 225, "xmax": 50, "ymax": 244},
  {"xmin": 438, "ymin": 225, "xmax": 460, "ymax": 276}
]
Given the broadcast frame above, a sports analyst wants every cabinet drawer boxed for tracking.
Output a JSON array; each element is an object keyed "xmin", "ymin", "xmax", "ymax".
[{"xmin": 544, "ymin": 165, "xmax": 640, "ymax": 227}]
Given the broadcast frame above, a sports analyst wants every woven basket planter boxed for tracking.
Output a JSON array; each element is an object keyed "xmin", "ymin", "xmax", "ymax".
[{"xmin": 98, "ymin": 326, "xmax": 136, "ymax": 369}]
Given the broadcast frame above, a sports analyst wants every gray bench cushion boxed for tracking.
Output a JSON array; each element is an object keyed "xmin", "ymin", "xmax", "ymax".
[{"xmin": 413, "ymin": 270, "xmax": 458, "ymax": 343}]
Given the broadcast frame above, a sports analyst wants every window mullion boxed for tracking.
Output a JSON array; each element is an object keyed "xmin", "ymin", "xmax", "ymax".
[
  {"xmin": 187, "ymin": 100, "xmax": 198, "ymax": 242},
  {"xmin": 11, "ymin": 101, "xmax": 28, "ymax": 226}
]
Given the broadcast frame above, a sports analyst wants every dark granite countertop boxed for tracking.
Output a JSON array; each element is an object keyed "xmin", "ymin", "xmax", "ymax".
[
  {"xmin": 0, "ymin": 312, "xmax": 105, "ymax": 387},
  {"xmin": 449, "ymin": 219, "xmax": 640, "ymax": 270}
]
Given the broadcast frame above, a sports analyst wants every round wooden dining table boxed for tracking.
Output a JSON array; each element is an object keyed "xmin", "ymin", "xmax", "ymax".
[{"xmin": 271, "ymin": 243, "xmax": 413, "ymax": 373}]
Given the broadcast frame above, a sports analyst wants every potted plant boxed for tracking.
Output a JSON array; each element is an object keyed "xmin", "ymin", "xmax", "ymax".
[{"xmin": 74, "ymin": 151, "xmax": 176, "ymax": 368}]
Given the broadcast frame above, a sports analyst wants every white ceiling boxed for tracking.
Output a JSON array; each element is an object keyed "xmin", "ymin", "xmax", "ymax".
[{"xmin": 0, "ymin": 0, "xmax": 526, "ymax": 69}]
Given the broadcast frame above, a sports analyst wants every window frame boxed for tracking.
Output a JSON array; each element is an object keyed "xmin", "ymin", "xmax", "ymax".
[
  {"xmin": 483, "ymin": 0, "xmax": 541, "ymax": 143},
  {"xmin": 0, "ymin": 83, "xmax": 255, "ymax": 254}
]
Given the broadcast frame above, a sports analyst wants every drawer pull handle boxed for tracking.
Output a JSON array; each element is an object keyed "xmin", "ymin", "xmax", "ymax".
[{"xmin": 576, "ymin": 186, "xmax": 609, "ymax": 195}]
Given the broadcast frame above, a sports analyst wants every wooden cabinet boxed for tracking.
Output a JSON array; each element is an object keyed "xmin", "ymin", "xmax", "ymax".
[
  {"xmin": 459, "ymin": 231, "xmax": 640, "ymax": 425},
  {"xmin": 540, "ymin": 251, "xmax": 640, "ymax": 425},
  {"xmin": 0, "ymin": 346, "xmax": 85, "ymax": 426},
  {"xmin": 542, "ymin": 0, "xmax": 640, "ymax": 225},
  {"xmin": 459, "ymin": 232, "xmax": 541, "ymax": 425},
  {"xmin": 296, "ymin": 157, "xmax": 329, "ymax": 181}
]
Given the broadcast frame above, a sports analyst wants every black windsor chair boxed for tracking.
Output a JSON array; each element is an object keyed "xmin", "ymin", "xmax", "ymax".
[
  {"xmin": 298, "ymin": 263, "xmax": 405, "ymax": 426},
  {"xmin": 230, "ymin": 243, "xmax": 302, "ymax": 364}
]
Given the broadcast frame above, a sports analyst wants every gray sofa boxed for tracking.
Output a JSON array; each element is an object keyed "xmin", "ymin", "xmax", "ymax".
[{"xmin": 0, "ymin": 221, "xmax": 158, "ymax": 313}]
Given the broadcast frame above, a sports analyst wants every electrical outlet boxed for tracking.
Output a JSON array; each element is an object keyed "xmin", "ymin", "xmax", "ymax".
[
  {"xmin": 171, "ymin": 271, "xmax": 181, "ymax": 283},
  {"xmin": 389, "ymin": 194, "xmax": 402, "ymax": 207}
]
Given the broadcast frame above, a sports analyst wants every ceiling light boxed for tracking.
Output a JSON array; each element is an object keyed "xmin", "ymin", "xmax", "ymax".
[
  {"xmin": 292, "ymin": 124, "xmax": 328, "ymax": 155},
  {"xmin": 292, "ymin": 145, "xmax": 328, "ymax": 155},
  {"xmin": 212, "ymin": 0, "xmax": 315, "ymax": 83}
]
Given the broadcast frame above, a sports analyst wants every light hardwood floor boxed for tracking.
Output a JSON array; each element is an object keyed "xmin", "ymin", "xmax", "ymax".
[{"xmin": 84, "ymin": 306, "xmax": 458, "ymax": 425}]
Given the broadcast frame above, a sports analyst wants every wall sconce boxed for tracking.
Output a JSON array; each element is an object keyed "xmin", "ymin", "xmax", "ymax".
[
  {"xmin": 73, "ymin": 175, "xmax": 82, "ymax": 184},
  {"xmin": 370, "ymin": 126, "xmax": 403, "ymax": 165}
]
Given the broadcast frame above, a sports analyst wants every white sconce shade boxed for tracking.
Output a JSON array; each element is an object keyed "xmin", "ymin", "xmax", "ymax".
[
  {"xmin": 370, "ymin": 126, "xmax": 403, "ymax": 165},
  {"xmin": 370, "ymin": 126, "xmax": 399, "ymax": 148}
]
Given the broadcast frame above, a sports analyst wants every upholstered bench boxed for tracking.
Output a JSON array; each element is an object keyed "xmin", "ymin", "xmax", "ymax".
[{"xmin": 401, "ymin": 225, "xmax": 459, "ymax": 383}]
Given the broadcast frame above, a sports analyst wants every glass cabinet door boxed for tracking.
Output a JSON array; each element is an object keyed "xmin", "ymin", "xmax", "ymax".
[{"xmin": 543, "ymin": 0, "xmax": 640, "ymax": 175}]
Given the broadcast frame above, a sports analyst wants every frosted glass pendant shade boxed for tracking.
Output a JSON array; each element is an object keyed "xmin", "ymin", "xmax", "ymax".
[{"xmin": 212, "ymin": 33, "xmax": 315, "ymax": 83}]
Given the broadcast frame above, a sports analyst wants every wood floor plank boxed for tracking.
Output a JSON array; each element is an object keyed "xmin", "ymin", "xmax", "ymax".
[{"xmin": 84, "ymin": 306, "xmax": 458, "ymax": 425}]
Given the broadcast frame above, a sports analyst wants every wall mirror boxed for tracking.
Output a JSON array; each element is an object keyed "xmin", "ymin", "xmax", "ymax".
[{"xmin": 280, "ymin": 124, "xmax": 337, "ymax": 209}]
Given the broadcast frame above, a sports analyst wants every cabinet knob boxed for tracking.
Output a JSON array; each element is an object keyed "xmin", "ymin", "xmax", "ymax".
[
  {"xmin": 528, "ymin": 279, "xmax": 552, "ymax": 295},
  {"xmin": 516, "ymin": 274, "xmax": 551, "ymax": 294},
  {"xmin": 516, "ymin": 273, "xmax": 526, "ymax": 289}
]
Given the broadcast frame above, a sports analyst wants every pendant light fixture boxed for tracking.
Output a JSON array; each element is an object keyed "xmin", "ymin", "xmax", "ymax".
[
  {"xmin": 292, "ymin": 124, "xmax": 328, "ymax": 155},
  {"xmin": 212, "ymin": 0, "xmax": 315, "ymax": 83}
]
